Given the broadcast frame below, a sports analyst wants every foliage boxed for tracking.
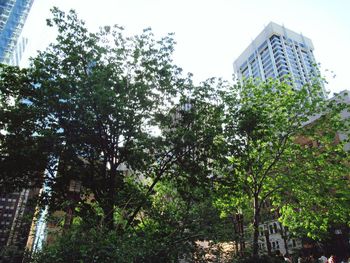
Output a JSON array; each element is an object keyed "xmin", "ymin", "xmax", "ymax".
[
  {"xmin": 31, "ymin": 178, "xmax": 233, "ymax": 263},
  {"xmin": 276, "ymin": 92, "xmax": 350, "ymax": 240},
  {"xmin": 0, "ymin": 7, "xmax": 233, "ymax": 262},
  {"xmin": 31, "ymin": 7, "xmax": 187, "ymax": 230},
  {"xmin": 215, "ymin": 80, "xmax": 350, "ymax": 255},
  {"xmin": 231, "ymin": 254, "xmax": 285, "ymax": 263},
  {"xmin": 1, "ymin": 6, "xmax": 350, "ymax": 262},
  {"xmin": 0, "ymin": 65, "xmax": 48, "ymax": 192},
  {"xmin": 1, "ymin": 6, "xmax": 195, "ymax": 230}
]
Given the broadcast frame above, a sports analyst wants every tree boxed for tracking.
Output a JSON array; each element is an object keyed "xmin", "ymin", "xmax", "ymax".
[
  {"xmin": 217, "ymin": 80, "xmax": 350, "ymax": 256},
  {"xmin": 24, "ymin": 7, "xmax": 191, "ymax": 230},
  {"xmin": 276, "ymin": 92, "xmax": 350, "ymax": 242},
  {"xmin": 0, "ymin": 5, "xmax": 186, "ymax": 233},
  {"xmin": 0, "ymin": 65, "xmax": 49, "ymax": 192},
  {"xmin": 31, "ymin": 177, "xmax": 234, "ymax": 263},
  {"xmin": 1, "ymin": 8, "xmax": 232, "ymax": 261},
  {"xmin": 3, "ymin": 7, "xmax": 349, "ymax": 262},
  {"xmin": 28, "ymin": 56, "xmax": 232, "ymax": 262}
]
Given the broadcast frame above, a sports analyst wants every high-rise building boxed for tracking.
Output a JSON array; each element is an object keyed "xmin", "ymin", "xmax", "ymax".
[
  {"xmin": 0, "ymin": 1, "xmax": 36, "ymax": 260},
  {"xmin": 0, "ymin": 0, "xmax": 34, "ymax": 65},
  {"xmin": 0, "ymin": 189, "xmax": 40, "ymax": 258},
  {"xmin": 233, "ymin": 22, "xmax": 319, "ymax": 89}
]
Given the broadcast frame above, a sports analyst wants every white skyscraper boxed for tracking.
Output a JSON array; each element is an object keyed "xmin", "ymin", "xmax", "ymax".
[{"xmin": 233, "ymin": 22, "xmax": 320, "ymax": 89}]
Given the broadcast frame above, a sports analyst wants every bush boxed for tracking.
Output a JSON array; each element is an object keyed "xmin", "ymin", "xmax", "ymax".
[{"xmin": 232, "ymin": 255, "xmax": 285, "ymax": 263}]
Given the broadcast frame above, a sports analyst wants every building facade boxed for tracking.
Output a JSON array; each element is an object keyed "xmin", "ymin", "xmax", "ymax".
[
  {"xmin": 233, "ymin": 22, "xmax": 319, "ymax": 90},
  {"xmin": 256, "ymin": 203, "xmax": 302, "ymax": 256},
  {"xmin": 0, "ymin": 189, "xmax": 40, "ymax": 260},
  {"xmin": 0, "ymin": 0, "xmax": 33, "ymax": 65}
]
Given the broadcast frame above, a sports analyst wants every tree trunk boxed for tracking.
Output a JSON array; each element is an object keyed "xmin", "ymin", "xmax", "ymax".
[
  {"xmin": 238, "ymin": 213, "xmax": 245, "ymax": 252},
  {"xmin": 264, "ymin": 228, "xmax": 272, "ymax": 256},
  {"xmin": 102, "ymin": 169, "xmax": 118, "ymax": 230},
  {"xmin": 252, "ymin": 194, "xmax": 260, "ymax": 257},
  {"xmin": 233, "ymin": 213, "xmax": 245, "ymax": 255},
  {"xmin": 102, "ymin": 201, "xmax": 115, "ymax": 230}
]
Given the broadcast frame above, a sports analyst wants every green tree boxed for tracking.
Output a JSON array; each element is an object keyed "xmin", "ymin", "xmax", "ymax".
[
  {"xmin": 0, "ymin": 65, "xmax": 49, "ymax": 192},
  {"xmin": 26, "ymin": 7, "xmax": 189, "ymax": 230},
  {"xmin": 29, "ymin": 73, "xmax": 233, "ymax": 262},
  {"xmin": 31, "ymin": 178, "xmax": 233, "ymax": 263},
  {"xmin": 217, "ymin": 80, "xmax": 350, "ymax": 256},
  {"xmin": 275, "ymin": 91, "xmax": 350, "ymax": 241},
  {"xmin": 1, "ymin": 8, "xmax": 233, "ymax": 262}
]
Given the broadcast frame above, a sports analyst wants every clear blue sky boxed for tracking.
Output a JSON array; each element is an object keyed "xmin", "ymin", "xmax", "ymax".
[{"xmin": 21, "ymin": 0, "xmax": 350, "ymax": 95}]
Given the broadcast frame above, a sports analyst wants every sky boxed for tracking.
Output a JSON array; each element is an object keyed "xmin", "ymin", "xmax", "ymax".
[{"xmin": 20, "ymin": 0, "xmax": 350, "ymax": 96}]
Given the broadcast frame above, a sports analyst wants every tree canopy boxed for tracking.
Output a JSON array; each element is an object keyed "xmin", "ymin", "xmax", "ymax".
[
  {"xmin": 215, "ymin": 80, "xmax": 350, "ymax": 256},
  {"xmin": 0, "ymin": 7, "xmax": 349, "ymax": 263}
]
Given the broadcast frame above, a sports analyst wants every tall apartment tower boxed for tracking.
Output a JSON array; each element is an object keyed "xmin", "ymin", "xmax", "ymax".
[
  {"xmin": 233, "ymin": 22, "xmax": 319, "ymax": 89},
  {"xmin": 0, "ymin": 0, "xmax": 34, "ymax": 65},
  {"xmin": 0, "ymin": 189, "xmax": 40, "ymax": 255},
  {"xmin": 0, "ymin": 1, "xmax": 36, "ymax": 261}
]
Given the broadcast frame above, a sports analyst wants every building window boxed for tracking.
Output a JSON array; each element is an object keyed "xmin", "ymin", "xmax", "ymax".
[{"xmin": 273, "ymin": 223, "xmax": 278, "ymax": 233}]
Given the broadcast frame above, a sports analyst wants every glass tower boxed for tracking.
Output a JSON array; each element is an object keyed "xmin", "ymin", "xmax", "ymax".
[
  {"xmin": 233, "ymin": 22, "xmax": 320, "ymax": 89},
  {"xmin": 0, "ymin": 1, "xmax": 35, "ymax": 258},
  {"xmin": 0, "ymin": 0, "xmax": 33, "ymax": 65}
]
